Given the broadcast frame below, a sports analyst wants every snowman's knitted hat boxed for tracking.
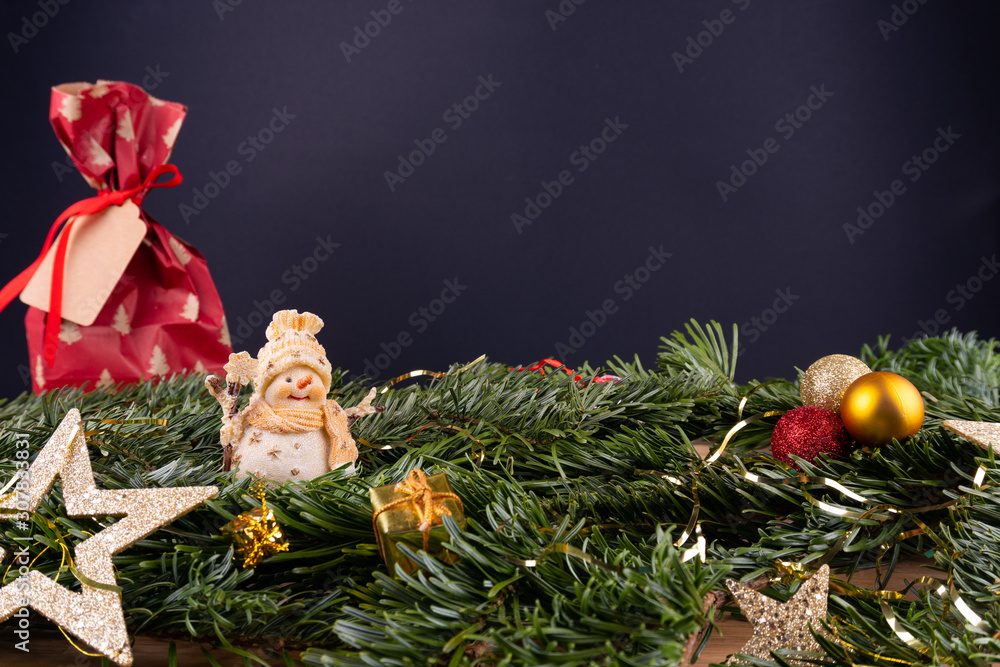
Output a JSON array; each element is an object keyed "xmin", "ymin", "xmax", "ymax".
[{"xmin": 254, "ymin": 310, "xmax": 333, "ymax": 393}]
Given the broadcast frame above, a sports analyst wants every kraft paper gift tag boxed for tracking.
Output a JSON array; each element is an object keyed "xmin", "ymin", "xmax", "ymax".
[{"xmin": 20, "ymin": 200, "xmax": 146, "ymax": 326}]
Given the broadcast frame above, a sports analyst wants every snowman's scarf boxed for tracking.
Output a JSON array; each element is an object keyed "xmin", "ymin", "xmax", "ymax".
[
  {"xmin": 244, "ymin": 397, "xmax": 357, "ymax": 468},
  {"xmin": 247, "ymin": 400, "xmax": 324, "ymax": 431}
]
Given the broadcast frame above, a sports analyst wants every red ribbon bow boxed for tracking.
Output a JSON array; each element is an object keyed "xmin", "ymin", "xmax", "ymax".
[{"xmin": 0, "ymin": 164, "xmax": 183, "ymax": 368}]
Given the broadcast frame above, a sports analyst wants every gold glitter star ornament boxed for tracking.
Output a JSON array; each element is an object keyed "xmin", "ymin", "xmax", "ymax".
[
  {"xmin": 725, "ymin": 564, "xmax": 830, "ymax": 665},
  {"xmin": 943, "ymin": 420, "xmax": 1000, "ymax": 455},
  {"xmin": 0, "ymin": 410, "xmax": 218, "ymax": 666}
]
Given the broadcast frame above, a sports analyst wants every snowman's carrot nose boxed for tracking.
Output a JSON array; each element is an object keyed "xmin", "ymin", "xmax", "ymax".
[{"xmin": 296, "ymin": 374, "xmax": 313, "ymax": 390}]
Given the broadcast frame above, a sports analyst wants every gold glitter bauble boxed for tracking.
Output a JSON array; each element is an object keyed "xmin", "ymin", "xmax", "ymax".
[
  {"xmin": 840, "ymin": 372, "xmax": 924, "ymax": 447},
  {"xmin": 0, "ymin": 410, "xmax": 218, "ymax": 666},
  {"xmin": 799, "ymin": 354, "xmax": 872, "ymax": 412},
  {"xmin": 725, "ymin": 565, "xmax": 830, "ymax": 665}
]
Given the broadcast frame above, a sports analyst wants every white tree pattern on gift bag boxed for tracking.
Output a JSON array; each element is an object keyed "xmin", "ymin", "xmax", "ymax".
[
  {"xmin": 219, "ymin": 316, "xmax": 231, "ymax": 347},
  {"xmin": 112, "ymin": 304, "xmax": 132, "ymax": 336},
  {"xmin": 147, "ymin": 345, "xmax": 170, "ymax": 377},
  {"xmin": 96, "ymin": 369, "xmax": 114, "ymax": 390},
  {"xmin": 180, "ymin": 293, "xmax": 199, "ymax": 322},
  {"xmin": 169, "ymin": 237, "xmax": 192, "ymax": 266},
  {"xmin": 58, "ymin": 321, "xmax": 82, "ymax": 345},
  {"xmin": 34, "ymin": 356, "xmax": 45, "ymax": 390}
]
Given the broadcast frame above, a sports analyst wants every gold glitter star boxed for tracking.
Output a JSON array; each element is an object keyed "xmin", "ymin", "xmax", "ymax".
[
  {"xmin": 943, "ymin": 420, "xmax": 1000, "ymax": 455},
  {"xmin": 0, "ymin": 410, "xmax": 218, "ymax": 666},
  {"xmin": 725, "ymin": 565, "xmax": 830, "ymax": 665}
]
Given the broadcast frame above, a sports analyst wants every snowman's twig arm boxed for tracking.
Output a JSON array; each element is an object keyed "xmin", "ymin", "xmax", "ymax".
[
  {"xmin": 206, "ymin": 375, "xmax": 245, "ymax": 420},
  {"xmin": 205, "ymin": 375, "xmax": 227, "ymax": 407},
  {"xmin": 345, "ymin": 388, "xmax": 385, "ymax": 427},
  {"xmin": 206, "ymin": 374, "xmax": 248, "ymax": 470}
]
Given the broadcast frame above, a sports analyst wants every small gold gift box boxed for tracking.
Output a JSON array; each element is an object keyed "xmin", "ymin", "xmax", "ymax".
[
  {"xmin": 370, "ymin": 469, "xmax": 465, "ymax": 576},
  {"xmin": 221, "ymin": 501, "xmax": 289, "ymax": 569}
]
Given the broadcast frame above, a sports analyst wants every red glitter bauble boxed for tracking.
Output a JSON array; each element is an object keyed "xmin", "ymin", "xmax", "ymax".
[{"xmin": 770, "ymin": 406, "xmax": 854, "ymax": 467}]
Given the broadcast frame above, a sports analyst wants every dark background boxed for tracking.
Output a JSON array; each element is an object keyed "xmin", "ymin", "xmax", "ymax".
[{"xmin": 1, "ymin": 0, "xmax": 998, "ymax": 398}]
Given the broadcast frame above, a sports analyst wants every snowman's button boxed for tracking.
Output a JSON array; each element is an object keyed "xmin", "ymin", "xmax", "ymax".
[
  {"xmin": 294, "ymin": 442, "xmax": 302, "ymax": 450},
  {"xmin": 291, "ymin": 467, "xmax": 300, "ymax": 476}
]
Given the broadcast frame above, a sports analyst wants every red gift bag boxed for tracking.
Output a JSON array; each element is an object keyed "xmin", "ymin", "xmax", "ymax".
[{"xmin": 0, "ymin": 81, "xmax": 231, "ymax": 392}]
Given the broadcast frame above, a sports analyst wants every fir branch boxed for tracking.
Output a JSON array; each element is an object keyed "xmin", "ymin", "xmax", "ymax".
[{"xmin": 0, "ymin": 323, "xmax": 997, "ymax": 664}]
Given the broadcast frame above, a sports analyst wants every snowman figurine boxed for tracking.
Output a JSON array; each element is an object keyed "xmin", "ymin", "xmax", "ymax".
[{"xmin": 206, "ymin": 310, "xmax": 381, "ymax": 483}]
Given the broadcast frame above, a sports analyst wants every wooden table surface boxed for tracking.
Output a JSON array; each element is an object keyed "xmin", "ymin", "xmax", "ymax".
[{"xmin": 0, "ymin": 627, "xmax": 280, "ymax": 666}]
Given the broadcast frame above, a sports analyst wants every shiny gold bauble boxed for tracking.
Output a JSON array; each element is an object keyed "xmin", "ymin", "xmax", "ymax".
[
  {"xmin": 840, "ymin": 372, "xmax": 924, "ymax": 447},
  {"xmin": 800, "ymin": 354, "xmax": 872, "ymax": 412}
]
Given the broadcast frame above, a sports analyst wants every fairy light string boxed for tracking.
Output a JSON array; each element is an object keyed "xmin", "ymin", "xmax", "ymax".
[
  {"xmin": 376, "ymin": 355, "xmax": 486, "ymax": 395},
  {"xmin": 361, "ymin": 358, "xmax": 996, "ymax": 653},
  {"xmin": 630, "ymin": 378, "xmax": 997, "ymax": 660}
]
